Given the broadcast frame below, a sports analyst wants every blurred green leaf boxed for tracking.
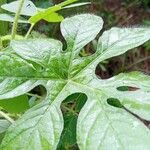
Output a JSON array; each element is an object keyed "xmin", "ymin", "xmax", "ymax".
[
  {"xmin": 0, "ymin": 95, "xmax": 29, "ymax": 113},
  {"xmin": 35, "ymin": 0, "xmax": 53, "ymax": 9},
  {"xmin": 57, "ymin": 114, "xmax": 77, "ymax": 149},
  {"xmin": 43, "ymin": 12, "xmax": 64, "ymax": 22},
  {"xmin": 58, "ymin": 93, "xmax": 87, "ymax": 149},
  {"xmin": 1, "ymin": 0, "xmax": 37, "ymax": 16},
  {"xmin": 0, "ymin": 0, "xmax": 8, "ymax": 36}
]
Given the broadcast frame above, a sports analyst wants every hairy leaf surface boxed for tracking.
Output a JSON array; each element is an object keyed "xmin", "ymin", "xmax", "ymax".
[{"xmin": 0, "ymin": 14, "xmax": 150, "ymax": 150}]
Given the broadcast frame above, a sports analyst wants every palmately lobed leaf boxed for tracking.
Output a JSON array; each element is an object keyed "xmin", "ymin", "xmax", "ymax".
[{"xmin": 0, "ymin": 14, "xmax": 150, "ymax": 150}]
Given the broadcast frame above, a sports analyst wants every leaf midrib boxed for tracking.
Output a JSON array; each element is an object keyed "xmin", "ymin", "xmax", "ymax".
[
  {"xmin": 67, "ymin": 18, "xmax": 85, "ymax": 79},
  {"xmin": 0, "ymin": 76, "xmax": 67, "ymax": 81}
]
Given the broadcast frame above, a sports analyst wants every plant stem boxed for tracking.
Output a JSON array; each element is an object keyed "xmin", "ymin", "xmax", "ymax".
[
  {"xmin": 25, "ymin": 24, "xmax": 35, "ymax": 39},
  {"xmin": 126, "ymin": 56, "xmax": 150, "ymax": 70},
  {"xmin": 0, "ymin": 111, "xmax": 14, "ymax": 123},
  {"xmin": 59, "ymin": 0, "xmax": 78, "ymax": 7},
  {"xmin": 62, "ymin": 105, "xmax": 78, "ymax": 116},
  {"xmin": 1, "ymin": 34, "xmax": 24, "ymax": 41},
  {"xmin": 26, "ymin": 93, "xmax": 42, "ymax": 99},
  {"xmin": 11, "ymin": 0, "xmax": 25, "ymax": 40}
]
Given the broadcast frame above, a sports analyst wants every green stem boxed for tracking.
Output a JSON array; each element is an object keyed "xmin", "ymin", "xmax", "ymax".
[
  {"xmin": 11, "ymin": 0, "xmax": 25, "ymax": 40},
  {"xmin": 0, "ymin": 111, "xmax": 14, "ymax": 123},
  {"xmin": 26, "ymin": 93, "xmax": 42, "ymax": 99},
  {"xmin": 59, "ymin": 0, "xmax": 78, "ymax": 7},
  {"xmin": 25, "ymin": 23, "xmax": 35, "ymax": 39},
  {"xmin": 1, "ymin": 34, "xmax": 23, "ymax": 41}
]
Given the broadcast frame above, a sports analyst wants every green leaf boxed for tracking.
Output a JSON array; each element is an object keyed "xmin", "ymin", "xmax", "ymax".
[
  {"xmin": 57, "ymin": 114, "xmax": 77, "ymax": 149},
  {"xmin": 0, "ymin": 13, "xmax": 29, "ymax": 23},
  {"xmin": 29, "ymin": 5, "xmax": 62, "ymax": 23},
  {"xmin": 97, "ymin": 27, "xmax": 150, "ymax": 62},
  {"xmin": 61, "ymin": 14, "xmax": 103, "ymax": 54},
  {"xmin": 1, "ymin": 0, "xmax": 37, "ymax": 16},
  {"xmin": 35, "ymin": 0, "xmax": 53, "ymax": 9},
  {"xmin": 0, "ymin": 95, "xmax": 29, "ymax": 113},
  {"xmin": 10, "ymin": 39, "xmax": 63, "ymax": 67},
  {"xmin": 58, "ymin": 93, "xmax": 87, "ymax": 149},
  {"xmin": 101, "ymin": 71, "xmax": 150, "ymax": 120},
  {"xmin": 29, "ymin": 0, "xmax": 78, "ymax": 23},
  {"xmin": 77, "ymin": 93, "xmax": 150, "ymax": 150},
  {"xmin": 59, "ymin": 0, "xmax": 78, "ymax": 6},
  {"xmin": 1, "ymin": 100, "xmax": 64, "ymax": 149},
  {"xmin": 0, "ymin": 0, "xmax": 8, "ymax": 36},
  {"xmin": 42, "ymin": 12, "xmax": 64, "ymax": 22},
  {"xmin": 1, "ymin": 14, "xmax": 150, "ymax": 149}
]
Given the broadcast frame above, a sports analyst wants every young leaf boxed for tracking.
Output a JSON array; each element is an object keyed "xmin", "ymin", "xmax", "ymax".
[
  {"xmin": 42, "ymin": 12, "xmax": 64, "ymax": 22},
  {"xmin": 0, "ymin": 13, "xmax": 28, "ymax": 23},
  {"xmin": 63, "ymin": 2, "xmax": 91, "ymax": 9},
  {"xmin": 0, "ymin": 14, "xmax": 150, "ymax": 150},
  {"xmin": 1, "ymin": 0, "xmax": 37, "ymax": 16},
  {"xmin": 29, "ymin": 0, "xmax": 78, "ymax": 24},
  {"xmin": 28, "ymin": 5, "xmax": 62, "ymax": 23}
]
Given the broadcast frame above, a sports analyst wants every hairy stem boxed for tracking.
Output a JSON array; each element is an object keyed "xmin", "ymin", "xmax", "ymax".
[
  {"xmin": 11, "ymin": 0, "xmax": 25, "ymax": 40},
  {"xmin": 26, "ymin": 93, "xmax": 42, "ymax": 99},
  {"xmin": 0, "ymin": 110, "xmax": 14, "ymax": 123},
  {"xmin": 25, "ymin": 24, "xmax": 35, "ymax": 39}
]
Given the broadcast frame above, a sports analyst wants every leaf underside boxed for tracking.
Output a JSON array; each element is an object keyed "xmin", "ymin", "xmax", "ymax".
[{"xmin": 0, "ymin": 14, "xmax": 150, "ymax": 150}]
